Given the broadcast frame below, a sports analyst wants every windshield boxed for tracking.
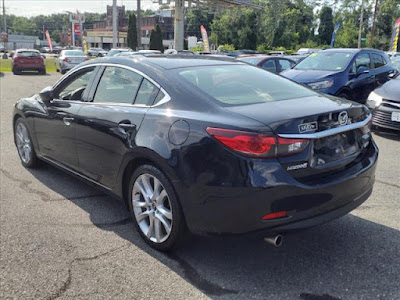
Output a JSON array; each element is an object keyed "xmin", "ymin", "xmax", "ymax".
[
  {"xmin": 65, "ymin": 50, "xmax": 85, "ymax": 56},
  {"xmin": 236, "ymin": 57, "xmax": 264, "ymax": 65},
  {"xmin": 178, "ymin": 65, "xmax": 315, "ymax": 106},
  {"xmin": 295, "ymin": 52, "xmax": 353, "ymax": 71},
  {"xmin": 17, "ymin": 51, "xmax": 40, "ymax": 57},
  {"xmin": 108, "ymin": 49, "xmax": 121, "ymax": 56}
]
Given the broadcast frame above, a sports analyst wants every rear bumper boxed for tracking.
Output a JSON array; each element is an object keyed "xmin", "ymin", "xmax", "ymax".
[
  {"xmin": 13, "ymin": 64, "xmax": 45, "ymax": 71},
  {"xmin": 178, "ymin": 140, "xmax": 378, "ymax": 235}
]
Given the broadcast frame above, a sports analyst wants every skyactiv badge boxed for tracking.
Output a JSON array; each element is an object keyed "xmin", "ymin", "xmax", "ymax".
[{"xmin": 299, "ymin": 122, "xmax": 318, "ymax": 133}]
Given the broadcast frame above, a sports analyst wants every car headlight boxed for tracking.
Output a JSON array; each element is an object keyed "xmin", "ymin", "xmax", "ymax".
[
  {"xmin": 366, "ymin": 91, "xmax": 383, "ymax": 109},
  {"xmin": 308, "ymin": 80, "xmax": 334, "ymax": 90}
]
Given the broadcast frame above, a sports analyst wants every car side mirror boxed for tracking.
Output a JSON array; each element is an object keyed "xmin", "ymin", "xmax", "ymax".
[
  {"xmin": 356, "ymin": 66, "xmax": 369, "ymax": 76},
  {"xmin": 39, "ymin": 86, "xmax": 54, "ymax": 103},
  {"xmin": 388, "ymin": 72, "xmax": 397, "ymax": 79}
]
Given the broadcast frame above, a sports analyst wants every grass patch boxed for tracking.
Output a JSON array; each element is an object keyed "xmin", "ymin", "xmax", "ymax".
[{"xmin": 0, "ymin": 58, "xmax": 57, "ymax": 72}]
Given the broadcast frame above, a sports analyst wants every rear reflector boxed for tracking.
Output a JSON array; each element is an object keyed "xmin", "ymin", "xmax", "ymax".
[
  {"xmin": 262, "ymin": 211, "xmax": 288, "ymax": 220},
  {"xmin": 206, "ymin": 127, "xmax": 309, "ymax": 158}
]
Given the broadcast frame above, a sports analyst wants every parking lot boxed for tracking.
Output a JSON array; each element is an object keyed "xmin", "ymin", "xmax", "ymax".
[{"xmin": 0, "ymin": 72, "xmax": 399, "ymax": 300}]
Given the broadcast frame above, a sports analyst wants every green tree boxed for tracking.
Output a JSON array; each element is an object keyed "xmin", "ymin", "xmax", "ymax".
[
  {"xmin": 127, "ymin": 13, "xmax": 137, "ymax": 50},
  {"xmin": 149, "ymin": 24, "xmax": 163, "ymax": 52},
  {"xmin": 319, "ymin": 6, "xmax": 334, "ymax": 45}
]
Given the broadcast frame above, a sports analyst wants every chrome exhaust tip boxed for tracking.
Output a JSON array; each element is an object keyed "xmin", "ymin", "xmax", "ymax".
[{"xmin": 264, "ymin": 235, "xmax": 283, "ymax": 247}]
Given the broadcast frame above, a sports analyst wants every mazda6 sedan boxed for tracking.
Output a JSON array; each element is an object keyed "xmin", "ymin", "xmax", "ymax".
[{"xmin": 13, "ymin": 56, "xmax": 378, "ymax": 250}]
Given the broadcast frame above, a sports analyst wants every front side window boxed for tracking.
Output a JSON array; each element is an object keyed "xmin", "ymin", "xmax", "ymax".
[
  {"xmin": 278, "ymin": 59, "xmax": 293, "ymax": 72},
  {"xmin": 57, "ymin": 68, "xmax": 95, "ymax": 101},
  {"xmin": 93, "ymin": 67, "xmax": 143, "ymax": 104},
  {"xmin": 178, "ymin": 65, "xmax": 316, "ymax": 106}
]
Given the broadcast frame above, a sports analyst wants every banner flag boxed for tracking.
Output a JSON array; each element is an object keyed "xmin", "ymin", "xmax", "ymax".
[
  {"xmin": 83, "ymin": 38, "xmax": 88, "ymax": 54},
  {"xmin": 390, "ymin": 18, "xmax": 400, "ymax": 52},
  {"xmin": 330, "ymin": 23, "xmax": 341, "ymax": 48},
  {"xmin": 200, "ymin": 25, "xmax": 210, "ymax": 52},
  {"xmin": 45, "ymin": 30, "xmax": 53, "ymax": 52}
]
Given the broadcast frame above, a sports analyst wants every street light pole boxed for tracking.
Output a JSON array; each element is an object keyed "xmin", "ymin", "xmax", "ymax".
[
  {"xmin": 112, "ymin": 0, "xmax": 117, "ymax": 48},
  {"xmin": 137, "ymin": 0, "xmax": 141, "ymax": 50},
  {"xmin": 174, "ymin": 0, "xmax": 184, "ymax": 51},
  {"xmin": 2, "ymin": 0, "xmax": 6, "ymax": 33},
  {"xmin": 357, "ymin": 0, "xmax": 365, "ymax": 48}
]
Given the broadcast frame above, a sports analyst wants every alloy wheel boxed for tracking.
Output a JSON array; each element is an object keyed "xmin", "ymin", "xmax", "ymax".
[
  {"xmin": 15, "ymin": 122, "xmax": 32, "ymax": 164},
  {"xmin": 132, "ymin": 174, "xmax": 173, "ymax": 243}
]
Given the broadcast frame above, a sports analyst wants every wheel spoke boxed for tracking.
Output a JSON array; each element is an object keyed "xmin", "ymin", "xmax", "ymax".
[
  {"xmin": 155, "ymin": 212, "xmax": 171, "ymax": 235},
  {"xmin": 157, "ymin": 206, "xmax": 172, "ymax": 220},
  {"xmin": 132, "ymin": 199, "xmax": 148, "ymax": 208},
  {"xmin": 156, "ymin": 190, "xmax": 168, "ymax": 205},
  {"xmin": 141, "ymin": 175, "xmax": 154, "ymax": 199},
  {"xmin": 134, "ymin": 181, "xmax": 150, "ymax": 203},
  {"xmin": 146, "ymin": 213, "xmax": 154, "ymax": 238},
  {"xmin": 154, "ymin": 218, "xmax": 162, "ymax": 243},
  {"xmin": 137, "ymin": 210, "xmax": 151, "ymax": 222},
  {"xmin": 152, "ymin": 179, "xmax": 161, "ymax": 201}
]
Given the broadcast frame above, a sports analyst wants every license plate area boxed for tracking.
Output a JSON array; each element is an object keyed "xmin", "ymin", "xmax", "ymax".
[
  {"xmin": 311, "ymin": 130, "xmax": 362, "ymax": 167},
  {"xmin": 392, "ymin": 112, "xmax": 400, "ymax": 122}
]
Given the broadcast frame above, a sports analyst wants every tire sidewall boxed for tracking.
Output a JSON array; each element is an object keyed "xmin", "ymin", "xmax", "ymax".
[
  {"xmin": 14, "ymin": 118, "xmax": 38, "ymax": 168},
  {"xmin": 127, "ymin": 164, "xmax": 185, "ymax": 251}
]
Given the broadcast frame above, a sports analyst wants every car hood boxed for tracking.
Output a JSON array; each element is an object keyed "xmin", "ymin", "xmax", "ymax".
[
  {"xmin": 281, "ymin": 69, "xmax": 339, "ymax": 83},
  {"xmin": 225, "ymin": 94, "xmax": 367, "ymax": 134},
  {"xmin": 374, "ymin": 79, "xmax": 400, "ymax": 101}
]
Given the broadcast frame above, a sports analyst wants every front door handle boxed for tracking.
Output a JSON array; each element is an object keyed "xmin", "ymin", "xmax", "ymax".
[{"xmin": 63, "ymin": 117, "xmax": 74, "ymax": 126}]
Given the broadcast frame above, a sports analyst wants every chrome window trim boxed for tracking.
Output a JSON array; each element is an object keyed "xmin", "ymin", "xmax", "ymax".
[
  {"xmin": 52, "ymin": 63, "xmax": 171, "ymax": 108},
  {"xmin": 278, "ymin": 114, "xmax": 372, "ymax": 139}
]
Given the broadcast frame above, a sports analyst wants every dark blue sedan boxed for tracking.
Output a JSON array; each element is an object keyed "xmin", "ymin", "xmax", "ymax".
[
  {"xmin": 13, "ymin": 56, "xmax": 377, "ymax": 250},
  {"xmin": 282, "ymin": 48, "xmax": 397, "ymax": 103}
]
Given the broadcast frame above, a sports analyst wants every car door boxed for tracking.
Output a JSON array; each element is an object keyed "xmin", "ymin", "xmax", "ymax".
[
  {"xmin": 371, "ymin": 53, "xmax": 392, "ymax": 87},
  {"xmin": 348, "ymin": 53, "xmax": 375, "ymax": 102},
  {"xmin": 34, "ymin": 66, "xmax": 98, "ymax": 170},
  {"xmin": 75, "ymin": 65, "xmax": 160, "ymax": 188}
]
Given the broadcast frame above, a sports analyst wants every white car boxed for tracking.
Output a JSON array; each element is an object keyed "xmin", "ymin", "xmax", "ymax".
[
  {"xmin": 88, "ymin": 48, "xmax": 108, "ymax": 57},
  {"xmin": 386, "ymin": 52, "xmax": 400, "ymax": 61},
  {"xmin": 55, "ymin": 50, "xmax": 88, "ymax": 74}
]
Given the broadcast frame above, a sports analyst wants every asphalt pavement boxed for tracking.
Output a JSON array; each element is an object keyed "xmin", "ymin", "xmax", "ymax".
[{"xmin": 0, "ymin": 72, "xmax": 399, "ymax": 300}]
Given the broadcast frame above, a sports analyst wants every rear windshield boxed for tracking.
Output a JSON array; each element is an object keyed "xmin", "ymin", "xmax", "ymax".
[
  {"xmin": 17, "ymin": 51, "xmax": 40, "ymax": 57},
  {"xmin": 65, "ymin": 50, "xmax": 85, "ymax": 56},
  {"xmin": 294, "ymin": 51, "xmax": 353, "ymax": 71},
  {"xmin": 177, "ymin": 65, "xmax": 315, "ymax": 106}
]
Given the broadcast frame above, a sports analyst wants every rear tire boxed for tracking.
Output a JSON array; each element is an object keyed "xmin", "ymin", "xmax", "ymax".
[
  {"xmin": 128, "ymin": 165, "xmax": 187, "ymax": 251},
  {"xmin": 39, "ymin": 69, "xmax": 46, "ymax": 75},
  {"xmin": 14, "ymin": 118, "xmax": 39, "ymax": 168},
  {"xmin": 61, "ymin": 69, "xmax": 66, "ymax": 75}
]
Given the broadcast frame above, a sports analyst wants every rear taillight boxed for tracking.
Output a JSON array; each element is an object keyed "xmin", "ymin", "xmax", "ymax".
[
  {"xmin": 262, "ymin": 211, "xmax": 288, "ymax": 220},
  {"xmin": 206, "ymin": 127, "xmax": 309, "ymax": 158},
  {"xmin": 63, "ymin": 57, "xmax": 70, "ymax": 62}
]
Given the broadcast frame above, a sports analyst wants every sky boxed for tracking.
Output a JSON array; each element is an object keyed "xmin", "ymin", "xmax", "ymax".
[{"xmin": 3, "ymin": 0, "xmax": 160, "ymax": 17}]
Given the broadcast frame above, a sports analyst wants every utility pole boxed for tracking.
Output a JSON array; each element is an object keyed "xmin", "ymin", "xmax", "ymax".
[
  {"xmin": 137, "ymin": 0, "xmax": 141, "ymax": 50},
  {"xmin": 112, "ymin": 0, "xmax": 118, "ymax": 48},
  {"xmin": 174, "ymin": 0, "xmax": 184, "ymax": 51},
  {"xmin": 369, "ymin": 0, "xmax": 379, "ymax": 48},
  {"xmin": 2, "ymin": 0, "xmax": 6, "ymax": 33},
  {"xmin": 43, "ymin": 24, "xmax": 45, "ymax": 40},
  {"xmin": 357, "ymin": 0, "xmax": 365, "ymax": 48}
]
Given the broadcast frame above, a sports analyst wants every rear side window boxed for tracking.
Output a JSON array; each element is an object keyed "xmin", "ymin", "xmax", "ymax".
[
  {"xmin": 262, "ymin": 60, "xmax": 276, "ymax": 73},
  {"xmin": 135, "ymin": 79, "xmax": 159, "ymax": 105},
  {"xmin": 371, "ymin": 54, "xmax": 386, "ymax": 68},
  {"xmin": 93, "ymin": 67, "xmax": 142, "ymax": 104},
  {"xmin": 178, "ymin": 65, "xmax": 315, "ymax": 106}
]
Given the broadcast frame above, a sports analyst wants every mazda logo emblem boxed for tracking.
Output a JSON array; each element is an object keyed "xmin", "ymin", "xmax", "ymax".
[{"xmin": 338, "ymin": 111, "xmax": 349, "ymax": 126}]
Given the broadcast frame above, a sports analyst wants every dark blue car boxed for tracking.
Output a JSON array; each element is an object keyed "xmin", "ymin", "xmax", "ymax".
[{"xmin": 282, "ymin": 48, "xmax": 398, "ymax": 103}]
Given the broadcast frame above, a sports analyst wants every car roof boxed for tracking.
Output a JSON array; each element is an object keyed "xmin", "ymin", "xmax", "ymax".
[
  {"xmin": 16, "ymin": 49, "xmax": 39, "ymax": 52},
  {"xmin": 84, "ymin": 55, "xmax": 242, "ymax": 70},
  {"xmin": 321, "ymin": 48, "xmax": 386, "ymax": 54}
]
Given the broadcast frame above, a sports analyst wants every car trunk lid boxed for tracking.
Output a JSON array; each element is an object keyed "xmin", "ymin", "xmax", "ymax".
[{"xmin": 225, "ymin": 95, "xmax": 372, "ymax": 180}]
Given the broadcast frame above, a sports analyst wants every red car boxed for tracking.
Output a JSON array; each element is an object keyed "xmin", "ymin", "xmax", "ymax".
[
  {"xmin": 12, "ymin": 49, "xmax": 46, "ymax": 75},
  {"xmin": 236, "ymin": 55, "xmax": 296, "ymax": 74}
]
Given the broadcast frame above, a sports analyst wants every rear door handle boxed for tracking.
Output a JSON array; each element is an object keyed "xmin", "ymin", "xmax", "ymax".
[
  {"xmin": 63, "ymin": 117, "xmax": 74, "ymax": 126},
  {"xmin": 118, "ymin": 123, "xmax": 136, "ymax": 130}
]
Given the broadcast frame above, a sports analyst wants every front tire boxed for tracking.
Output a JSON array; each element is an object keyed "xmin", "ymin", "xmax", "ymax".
[
  {"xmin": 14, "ymin": 118, "xmax": 39, "ymax": 168},
  {"xmin": 61, "ymin": 69, "xmax": 66, "ymax": 75},
  {"xmin": 128, "ymin": 165, "xmax": 186, "ymax": 251}
]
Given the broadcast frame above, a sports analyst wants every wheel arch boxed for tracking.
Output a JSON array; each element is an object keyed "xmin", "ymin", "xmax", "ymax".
[{"xmin": 336, "ymin": 87, "xmax": 353, "ymax": 99}]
